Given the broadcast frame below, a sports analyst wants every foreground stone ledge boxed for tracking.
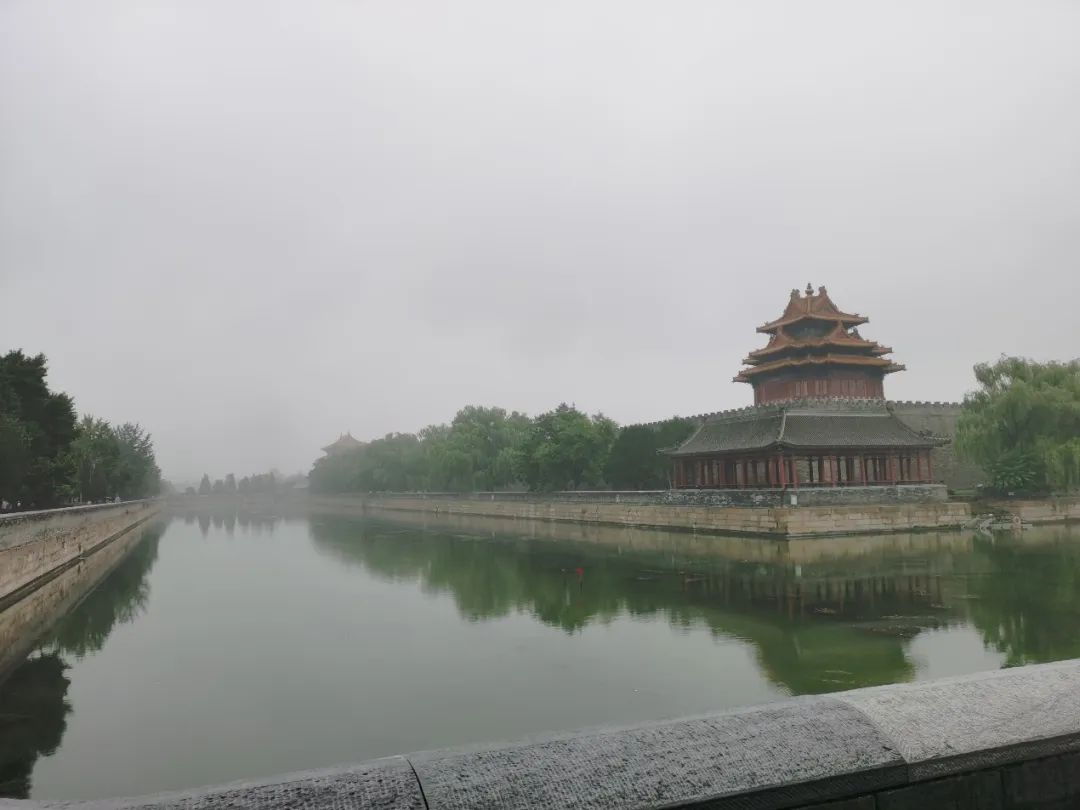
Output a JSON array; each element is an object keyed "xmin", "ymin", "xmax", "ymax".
[
  {"xmin": 25, "ymin": 757, "xmax": 425, "ymax": 810},
  {"xmin": 14, "ymin": 660, "xmax": 1080, "ymax": 810}
]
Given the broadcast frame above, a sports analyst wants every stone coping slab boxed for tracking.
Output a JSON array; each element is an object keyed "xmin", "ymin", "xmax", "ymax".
[
  {"xmin": 0, "ymin": 500, "xmax": 155, "ymax": 526},
  {"xmin": 9, "ymin": 661, "xmax": 1080, "ymax": 810},
  {"xmin": 408, "ymin": 697, "xmax": 904, "ymax": 810},
  {"xmin": 836, "ymin": 659, "xmax": 1080, "ymax": 781}
]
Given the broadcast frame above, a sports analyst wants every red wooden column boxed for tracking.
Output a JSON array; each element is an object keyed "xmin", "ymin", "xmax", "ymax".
[
  {"xmin": 778, "ymin": 454, "xmax": 787, "ymax": 488},
  {"xmin": 791, "ymin": 456, "xmax": 800, "ymax": 490},
  {"xmin": 927, "ymin": 451, "xmax": 934, "ymax": 483},
  {"xmin": 717, "ymin": 458, "xmax": 727, "ymax": 488}
]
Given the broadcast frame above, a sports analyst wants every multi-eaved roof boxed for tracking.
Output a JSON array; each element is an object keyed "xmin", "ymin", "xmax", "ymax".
[{"xmin": 734, "ymin": 285, "xmax": 904, "ymax": 384}]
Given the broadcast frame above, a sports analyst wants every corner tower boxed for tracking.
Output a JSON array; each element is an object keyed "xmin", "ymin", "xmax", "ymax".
[{"xmin": 735, "ymin": 284, "xmax": 904, "ymax": 404}]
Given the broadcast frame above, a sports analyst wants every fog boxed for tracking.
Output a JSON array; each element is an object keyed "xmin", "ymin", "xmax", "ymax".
[{"xmin": 2, "ymin": 1, "xmax": 1078, "ymax": 483}]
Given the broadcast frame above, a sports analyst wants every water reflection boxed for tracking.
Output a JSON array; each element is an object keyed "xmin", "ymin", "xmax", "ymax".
[
  {"xmin": 171, "ymin": 500, "xmax": 292, "ymax": 537},
  {"xmin": 0, "ymin": 655, "xmax": 69, "ymax": 798},
  {"xmin": 0, "ymin": 524, "xmax": 163, "ymax": 798},
  {"xmin": 963, "ymin": 538, "xmax": 1080, "ymax": 666},
  {"xmin": 309, "ymin": 514, "xmax": 1080, "ymax": 693}
]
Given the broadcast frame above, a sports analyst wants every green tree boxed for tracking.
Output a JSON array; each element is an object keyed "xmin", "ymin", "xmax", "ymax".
[
  {"xmin": 517, "ymin": 404, "xmax": 617, "ymax": 491},
  {"xmin": 429, "ymin": 406, "xmax": 531, "ymax": 491},
  {"xmin": 224, "ymin": 473, "xmax": 237, "ymax": 494},
  {"xmin": 0, "ymin": 411, "xmax": 31, "ymax": 506},
  {"xmin": 110, "ymin": 422, "xmax": 161, "ymax": 499},
  {"xmin": 605, "ymin": 418, "xmax": 696, "ymax": 489},
  {"xmin": 198, "ymin": 474, "xmax": 211, "ymax": 496},
  {"xmin": 68, "ymin": 417, "xmax": 120, "ymax": 502},
  {"xmin": 0, "ymin": 351, "xmax": 77, "ymax": 507},
  {"xmin": 957, "ymin": 357, "xmax": 1080, "ymax": 493}
]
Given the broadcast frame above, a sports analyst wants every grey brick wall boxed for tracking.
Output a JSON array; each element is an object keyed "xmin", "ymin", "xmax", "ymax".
[{"xmin": 888, "ymin": 401, "xmax": 986, "ymax": 492}]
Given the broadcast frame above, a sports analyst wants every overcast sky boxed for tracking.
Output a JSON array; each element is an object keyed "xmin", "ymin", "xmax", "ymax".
[{"xmin": 2, "ymin": 1, "xmax": 1078, "ymax": 483}]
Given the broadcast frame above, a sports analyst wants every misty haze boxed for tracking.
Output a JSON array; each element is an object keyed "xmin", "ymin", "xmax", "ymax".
[{"xmin": 2, "ymin": 2, "xmax": 1080, "ymax": 808}]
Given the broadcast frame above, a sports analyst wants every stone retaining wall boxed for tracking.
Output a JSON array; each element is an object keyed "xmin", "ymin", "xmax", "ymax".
[
  {"xmin": 0, "ymin": 519, "xmax": 153, "ymax": 680},
  {"xmin": 318, "ymin": 493, "xmax": 970, "ymax": 538},
  {"xmin": 17, "ymin": 660, "xmax": 1080, "ymax": 809},
  {"xmin": 987, "ymin": 496, "xmax": 1080, "ymax": 525},
  {"xmin": 0, "ymin": 500, "xmax": 159, "ymax": 604},
  {"xmin": 342, "ymin": 485, "xmax": 948, "ymax": 508},
  {"xmin": 309, "ymin": 505, "xmax": 986, "ymax": 566}
]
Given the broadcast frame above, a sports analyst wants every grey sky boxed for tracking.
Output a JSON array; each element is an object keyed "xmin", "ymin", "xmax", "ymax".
[{"xmin": 2, "ymin": 1, "xmax": 1078, "ymax": 483}]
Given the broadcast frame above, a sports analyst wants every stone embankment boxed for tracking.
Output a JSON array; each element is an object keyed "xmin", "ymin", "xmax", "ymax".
[
  {"xmin": 0, "ymin": 518, "xmax": 153, "ymax": 679},
  {"xmin": 0, "ymin": 500, "xmax": 159, "ymax": 605},
  {"xmin": 312, "ymin": 492, "xmax": 970, "ymax": 538},
  {"xmin": 16, "ymin": 660, "xmax": 1080, "ymax": 809},
  {"xmin": 985, "ymin": 496, "xmax": 1080, "ymax": 525}
]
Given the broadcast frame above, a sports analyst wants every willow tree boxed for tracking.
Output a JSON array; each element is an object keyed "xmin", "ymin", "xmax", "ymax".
[{"xmin": 957, "ymin": 357, "xmax": 1080, "ymax": 493}]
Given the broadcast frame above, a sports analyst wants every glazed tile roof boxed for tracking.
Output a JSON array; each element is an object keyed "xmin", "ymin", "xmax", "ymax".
[
  {"xmin": 744, "ymin": 323, "xmax": 892, "ymax": 363},
  {"xmin": 733, "ymin": 353, "xmax": 905, "ymax": 382},
  {"xmin": 668, "ymin": 403, "xmax": 936, "ymax": 456}
]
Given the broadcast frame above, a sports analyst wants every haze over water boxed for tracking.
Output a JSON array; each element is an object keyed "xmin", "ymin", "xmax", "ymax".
[{"xmin": 4, "ymin": 511, "xmax": 1079, "ymax": 800}]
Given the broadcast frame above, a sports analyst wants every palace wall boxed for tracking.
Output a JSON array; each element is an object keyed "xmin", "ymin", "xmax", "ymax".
[{"xmin": 887, "ymin": 401, "xmax": 985, "ymax": 492}]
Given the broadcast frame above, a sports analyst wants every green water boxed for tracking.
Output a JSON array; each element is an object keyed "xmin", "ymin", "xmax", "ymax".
[{"xmin": 3, "ymin": 510, "xmax": 1080, "ymax": 800}]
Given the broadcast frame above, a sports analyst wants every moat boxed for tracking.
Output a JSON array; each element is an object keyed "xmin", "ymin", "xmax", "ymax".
[{"xmin": 3, "ymin": 510, "xmax": 1080, "ymax": 800}]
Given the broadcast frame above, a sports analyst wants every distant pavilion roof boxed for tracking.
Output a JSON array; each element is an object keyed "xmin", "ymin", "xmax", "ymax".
[
  {"xmin": 321, "ymin": 433, "xmax": 365, "ymax": 454},
  {"xmin": 668, "ymin": 400, "xmax": 938, "ymax": 457}
]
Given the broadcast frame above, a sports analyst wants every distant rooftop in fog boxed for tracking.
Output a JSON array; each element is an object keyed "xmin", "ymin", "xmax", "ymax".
[{"xmin": 321, "ymin": 433, "xmax": 365, "ymax": 456}]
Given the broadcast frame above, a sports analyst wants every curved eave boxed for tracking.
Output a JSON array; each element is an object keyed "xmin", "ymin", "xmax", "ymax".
[
  {"xmin": 734, "ymin": 356, "xmax": 905, "ymax": 382},
  {"xmin": 756, "ymin": 313, "xmax": 868, "ymax": 334},
  {"xmin": 744, "ymin": 341, "xmax": 895, "ymax": 363}
]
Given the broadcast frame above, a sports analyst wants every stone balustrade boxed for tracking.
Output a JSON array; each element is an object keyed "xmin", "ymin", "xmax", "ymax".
[{"xmin": 16, "ymin": 660, "xmax": 1080, "ymax": 809}]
